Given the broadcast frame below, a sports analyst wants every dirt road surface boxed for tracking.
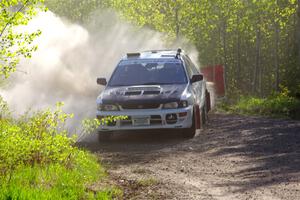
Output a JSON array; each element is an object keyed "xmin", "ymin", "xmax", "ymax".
[{"xmin": 80, "ymin": 114, "xmax": 300, "ymax": 199}]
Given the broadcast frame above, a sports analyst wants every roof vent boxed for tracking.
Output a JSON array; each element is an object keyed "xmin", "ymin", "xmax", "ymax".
[{"xmin": 127, "ymin": 53, "xmax": 141, "ymax": 58}]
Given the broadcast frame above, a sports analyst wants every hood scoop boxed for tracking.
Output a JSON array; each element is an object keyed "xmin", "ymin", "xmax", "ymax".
[
  {"xmin": 125, "ymin": 91, "xmax": 142, "ymax": 96},
  {"xmin": 124, "ymin": 86, "xmax": 161, "ymax": 96}
]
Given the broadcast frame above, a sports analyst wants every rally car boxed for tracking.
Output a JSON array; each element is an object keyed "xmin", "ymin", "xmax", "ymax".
[{"xmin": 96, "ymin": 49, "xmax": 211, "ymax": 139}]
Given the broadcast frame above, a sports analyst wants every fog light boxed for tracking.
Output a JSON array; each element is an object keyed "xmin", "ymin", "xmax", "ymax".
[{"xmin": 166, "ymin": 114, "xmax": 177, "ymax": 124}]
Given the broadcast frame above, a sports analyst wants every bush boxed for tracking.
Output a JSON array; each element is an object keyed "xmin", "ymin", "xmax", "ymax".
[
  {"xmin": 0, "ymin": 101, "xmax": 119, "ymax": 200},
  {"xmin": 221, "ymin": 89, "xmax": 300, "ymax": 119}
]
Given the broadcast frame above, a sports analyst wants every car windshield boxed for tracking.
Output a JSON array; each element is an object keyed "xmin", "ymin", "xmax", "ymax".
[{"xmin": 108, "ymin": 59, "xmax": 188, "ymax": 86}]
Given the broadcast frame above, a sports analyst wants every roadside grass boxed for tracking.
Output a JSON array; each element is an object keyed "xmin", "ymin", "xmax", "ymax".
[
  {"xmin": 219, "ymin": 89, "xmax": 300, "ymax": 119},
  {"xmin": 0, "ymin": 160, "xmax": 104, "ymax": 200},
  {"xmin": 94, "ymin": 187, "xmax": 123, "ymax": 199},
  {"xmin": 0, "ymin": 99, "xmax": 121, "ymax": 200},
  {"xmin": 132, "ymin": 168, "xmax": 152, "ymax": 175}
]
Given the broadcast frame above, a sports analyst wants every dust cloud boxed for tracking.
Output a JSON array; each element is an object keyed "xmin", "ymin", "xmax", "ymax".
[{"xmin": 0, "ymin": 10, "xmax": 198, "ymax": 130}]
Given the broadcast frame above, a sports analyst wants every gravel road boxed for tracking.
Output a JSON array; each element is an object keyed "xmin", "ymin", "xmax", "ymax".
[{"xmin": 80, "ymin": 114, "xmax": 300, "ymax": 199}]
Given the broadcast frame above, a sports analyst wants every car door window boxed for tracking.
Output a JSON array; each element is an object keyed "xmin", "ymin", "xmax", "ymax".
[
  {"xmin": 186, "ymin": 56, "xmax": 200, "ymax": 75},
  {"xmin": 182, "ymin": 57, "xmax": 194, "ymax": 79}
]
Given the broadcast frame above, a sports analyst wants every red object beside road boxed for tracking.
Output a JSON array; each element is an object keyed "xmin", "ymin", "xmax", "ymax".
[{"xmin": 201, "ymin": 65, "xmax": 225, "ymax": 97}]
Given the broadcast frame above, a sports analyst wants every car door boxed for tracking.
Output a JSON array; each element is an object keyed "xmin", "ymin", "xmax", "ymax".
[
  {"xmin": 183, "ymin": 56, "xmax": 202, "ymax": 107},
  {"xmin": 188, "ymin": 56, "xmax": 205, "ymax": 108}
]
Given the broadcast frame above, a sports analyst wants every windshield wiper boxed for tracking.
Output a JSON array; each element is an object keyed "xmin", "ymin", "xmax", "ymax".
[
  {"xmin": 140, "ymin": 82, "xmax": 166, "ymax": 85},
  {"xmin": 109, "ymin": 84, "xmax": 134, "ymax": 87}
]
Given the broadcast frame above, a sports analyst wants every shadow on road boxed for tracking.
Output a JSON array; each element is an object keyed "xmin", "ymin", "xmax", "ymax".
[{"xmin": 205, "ymin": 114, "xmax": 300, "ymax": 192}]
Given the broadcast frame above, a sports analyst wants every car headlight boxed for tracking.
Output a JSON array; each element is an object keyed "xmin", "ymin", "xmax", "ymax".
[
  {"xmin": 163, "ymin": 102, "xmax": 178, "ymax": 109},
  {"xmin": 163, "ymin": 101, "xmax": 188, "ymax": 109},
  {"xmin": 178, "ymin": 100, "xmax": 188, "ymax": 108},
  {"xmin": 98, "ymin": 104, "xmax": 119, "ymax": 111}
]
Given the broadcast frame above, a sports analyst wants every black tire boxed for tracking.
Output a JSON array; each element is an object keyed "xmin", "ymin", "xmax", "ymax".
[
  {"xmin": 201, "ymin": 105, "xmax": 207, "ymax": 125},
  {"xmin": 97, "ymin": 131, "xmax": 112, "ymax": 142},
  {"xmin": 182, "ymin": 113, "xmax": 196, "ymax": 139}
]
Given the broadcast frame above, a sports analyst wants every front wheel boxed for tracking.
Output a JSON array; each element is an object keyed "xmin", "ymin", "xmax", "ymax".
[{"xmin": 182, "ymin": 114, "xmax": 196, "ymax": 139}]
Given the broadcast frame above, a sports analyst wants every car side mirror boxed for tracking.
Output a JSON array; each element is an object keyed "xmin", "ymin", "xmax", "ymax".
[
  {"xmin": 97, "ymin": 78, "xmax": 107, "ymax": 86},
  {"xmin": 191, "ymin": 74, "xmax": 203, "ymax": 83}
]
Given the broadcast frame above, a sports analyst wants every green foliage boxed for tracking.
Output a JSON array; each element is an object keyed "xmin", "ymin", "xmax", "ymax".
[
  {"xmin": 0, "ymin": 103, "xmax": 75, "ymax": 173},
  {"xmin": 0, "ymin": 160, "xmax": 104, "ymax": 200},
  {"xmin": 108, "ymin": 0, "xmax": 299, "ymax": 96},
  {"xmin": 45, "ymin": 0, "xmax": 108, "ymax": 23},
  {"xmin": 222, "ymin": 88, "xmax": 300, "ymax": 119},
  {"xmin": 0, "ymin": 100, "xmax": 118, "ymax": 200},
  {"xmin": 82, "ymin": 115, "xmax": 127, "ymax": 134},
  {"xmin": 0, "ymin": 96, "xmax": 10, "ymax": 119},
  {"xmin": 0, "ymin": 0, "xmax": 45, "ymax": 78}
]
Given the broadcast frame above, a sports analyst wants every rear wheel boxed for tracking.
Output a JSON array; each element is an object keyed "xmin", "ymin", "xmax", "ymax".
[{"xmin": 205, "ymin": 89, "xmax": 211, "ymax": 113}]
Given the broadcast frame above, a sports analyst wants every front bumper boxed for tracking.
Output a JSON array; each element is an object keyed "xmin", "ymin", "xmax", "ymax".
[{"xmin": 96, "ymin": 106, "xmax": 193, "ymax": 132}]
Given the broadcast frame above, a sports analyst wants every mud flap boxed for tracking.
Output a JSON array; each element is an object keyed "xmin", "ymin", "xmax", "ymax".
[
  {"xmin": 194, "ymin": 105, "xmax": 201, "ymax": 129},
  {"xmin": 206, "ymin": 89, "xmax": 211, "ymax": 112}
]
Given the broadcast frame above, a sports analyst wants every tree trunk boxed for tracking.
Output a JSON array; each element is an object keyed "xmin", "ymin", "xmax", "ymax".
[
  {"xmin": 236, "ymin": 12, "xmax": 242, "ymax": 90},
  {"xmin": 259, "ymin": 53, "xmax": 264, "ymax": 97},
  {"xmin": 275, "ymin": 22, "xmax": 280, "ymax": 92},
  {"xmin": 175, "ymin": 3, "xmax": 180, "ymax": 40},
  {"xmin": 253, "ymin": 23, "xmax": 261, "ymax": 95},
  {"xmin": 297, "ymin": 0, "xmax": 300, "ymax": 64},
  {"xmin": 222, "ymin": 19, "xmax": 228, "ymax": 93}
]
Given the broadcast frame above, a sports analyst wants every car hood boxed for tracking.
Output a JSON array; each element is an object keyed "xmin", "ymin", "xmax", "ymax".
[{"xmin": 100, "ymin": 84, "xmax": 188, "ymax": 105}]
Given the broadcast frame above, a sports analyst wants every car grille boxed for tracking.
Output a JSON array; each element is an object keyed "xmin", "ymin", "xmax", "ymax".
[{"xmin": 120, "ymin": 103, "xmax": 161, "ymax": 110}]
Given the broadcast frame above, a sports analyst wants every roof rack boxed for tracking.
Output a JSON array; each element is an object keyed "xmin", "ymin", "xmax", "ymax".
[
  {"xmin": 125, "ymin": 49, "xmax": 184, "ymax": 59},
  {"xmin": 142, "ymin": 49, "xmax": 177, "ymax": 53}
]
